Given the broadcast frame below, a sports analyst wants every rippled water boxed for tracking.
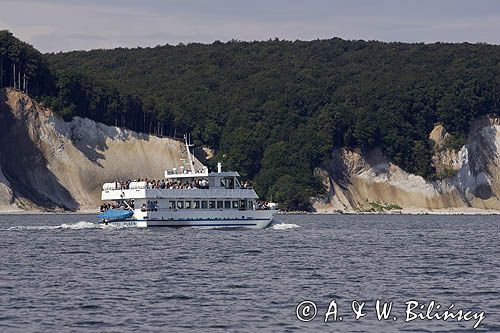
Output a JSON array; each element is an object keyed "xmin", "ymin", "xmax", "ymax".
[{"xmin": 0, "ymin": 214, "xmax": 499, "ymax": 332}]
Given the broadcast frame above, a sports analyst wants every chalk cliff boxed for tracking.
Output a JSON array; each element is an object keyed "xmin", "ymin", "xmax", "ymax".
[
  {"xmin": 3, "ymin": 87, "xmax": 500, "ymax": 213},
  {"xmin": 0, "ymin": 88, "xmax": 201, "ymax": 212},
  {"xmin": 314, "ymin": 117, "xmax": 500, "ymax": 212},
  {"xmin": 0, "ymin": 152, "xmax": 15, "ymax": 211}
]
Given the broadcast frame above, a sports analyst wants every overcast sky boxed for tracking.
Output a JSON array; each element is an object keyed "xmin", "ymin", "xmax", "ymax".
[{"xmin": 1, "ymin": 0, "xmax": 499, "ymax": 53}]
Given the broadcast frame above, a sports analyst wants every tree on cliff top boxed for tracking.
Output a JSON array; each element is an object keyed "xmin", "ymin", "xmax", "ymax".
[{"xmin": 0, "ymin": 30, "xmax": 52, "ymax": 95}]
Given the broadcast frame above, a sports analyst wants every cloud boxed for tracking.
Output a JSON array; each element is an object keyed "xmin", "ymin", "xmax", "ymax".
[{"xmin": 0, "ymin": 0, "xmax": 499, "ymax": 52}]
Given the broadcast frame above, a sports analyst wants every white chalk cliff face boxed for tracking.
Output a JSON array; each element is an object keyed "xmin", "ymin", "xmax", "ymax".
[
  {"xmin": 315, "ymin": 118, "xmax": 500, "ymax": 212},
  {"xmin": 3, "ymin": 87, "xmax": 500, "ymax": 213},
  {"xmin": 0, "ymin": 88, "xmax": 201, "ymax": 211}
]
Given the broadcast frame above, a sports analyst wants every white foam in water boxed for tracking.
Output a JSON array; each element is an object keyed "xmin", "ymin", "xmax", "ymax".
[
  {"xmin": 6, "ymin": 221, "xmax": 113, "ymax": 231},
  {"xmin": 271, "ymin": 223, "xmax": 300, "ymax": 230},
  {"xmin": 60, "ymin": 221, "xmax": 102, "ymax": 230}
]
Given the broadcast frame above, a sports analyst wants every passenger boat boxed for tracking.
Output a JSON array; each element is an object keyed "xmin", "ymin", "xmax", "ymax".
[{"xmin": 97, "ymin": 136, "xmax": 277, "ymax": 228}]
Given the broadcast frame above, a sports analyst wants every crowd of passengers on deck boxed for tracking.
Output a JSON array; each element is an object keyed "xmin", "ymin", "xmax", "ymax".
[
  {"xmin": 111, "ymin": 179, "xmax": 252, "ymax": 190},
  {"xmin": 114, "ymin": 178, "xmax": 210, "ymax": 190},
  {"xmin": 100, "ymin": 201, "xmax": 131, "ymax": 212}
]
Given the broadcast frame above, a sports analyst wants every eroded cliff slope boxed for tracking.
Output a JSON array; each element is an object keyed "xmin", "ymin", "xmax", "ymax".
[
  {"xmin": 315, "ymin": 118, "xmax": 500, "ymax": 212},
  {"xmin": 0, "ymin": 88, "xmax": 201, "ymax": 211},
  {"xmin": 3, "ymin": 87, "xmax": 500, "ymax": 213}
]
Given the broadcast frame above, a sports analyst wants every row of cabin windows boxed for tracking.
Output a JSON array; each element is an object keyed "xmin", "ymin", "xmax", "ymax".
[{"xmin": 162, "ymin": 200, "xmax": 254, "ymax": 210}]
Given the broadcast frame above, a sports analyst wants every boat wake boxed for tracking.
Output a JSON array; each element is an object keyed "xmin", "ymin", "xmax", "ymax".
[
  {"xmin": 6, "ymin": 221, "xmax": 116, "ymax": 231},
  {"xmin": 61, "ymin": 221, "xmax": 112, "ymax": 230},
  {"xmin": 271, "ymin": 223, "xmax": 300, "ymax": 230}
]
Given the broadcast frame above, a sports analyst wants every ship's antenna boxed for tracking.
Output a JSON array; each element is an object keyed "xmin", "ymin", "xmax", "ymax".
[{"xmin": 184, "ymin": 134, "xmax": 195, "ymax": 174}]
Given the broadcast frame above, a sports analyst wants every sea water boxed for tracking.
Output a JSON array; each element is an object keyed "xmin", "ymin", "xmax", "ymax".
[{"xmin": 0, "ymin": 214, "xmax": 499, "ymax": 332}]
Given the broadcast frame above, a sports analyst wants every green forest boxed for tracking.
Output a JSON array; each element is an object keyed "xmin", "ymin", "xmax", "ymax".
[{"xmin": 1, "ymin": 30, "xmax": 500, "ymax": 210}]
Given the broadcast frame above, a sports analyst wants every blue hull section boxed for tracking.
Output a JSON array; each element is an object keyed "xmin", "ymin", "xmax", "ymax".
[{"xmin": 97, "ymin": 209, "xmax": 133, "ymax": 221}]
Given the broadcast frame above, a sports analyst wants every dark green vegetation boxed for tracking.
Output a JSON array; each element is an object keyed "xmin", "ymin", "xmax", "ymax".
[
  {"xmin": 2, "ymin": 30, "xmax": 500, "ymax": 210},
  {"xmin": 0, "ymin": 31, "xmax": 52, "ymax": 96}
]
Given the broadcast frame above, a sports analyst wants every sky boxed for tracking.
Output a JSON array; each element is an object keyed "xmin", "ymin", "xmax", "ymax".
[{"xmin": 1, "ymin": 0, "xmax": 499, "ymax": 53}]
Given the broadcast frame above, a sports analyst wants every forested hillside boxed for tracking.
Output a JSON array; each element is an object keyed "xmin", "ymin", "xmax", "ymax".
[
  {"xmin": 0, "ymin": 31, "xmax": 52, "ymax": 95},
  {"xmin": 2, "ymin": 30, "xmax": 500, "ymax": 210}
]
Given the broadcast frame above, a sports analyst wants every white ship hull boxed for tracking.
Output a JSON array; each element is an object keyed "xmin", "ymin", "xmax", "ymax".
[{"xmin": 100, "ymin": 209, "xmax": 276, "ymax": 229}]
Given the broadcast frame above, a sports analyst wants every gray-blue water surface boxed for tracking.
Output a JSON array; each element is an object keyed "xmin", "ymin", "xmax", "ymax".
[{"xmin": 0, "ymin": 214, "xmax": 499, "ymax": 332}]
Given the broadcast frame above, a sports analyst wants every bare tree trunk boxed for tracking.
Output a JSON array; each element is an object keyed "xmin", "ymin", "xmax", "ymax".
[{"xmin": 12, "ymin": 63, "xmax": 16, "ymax": 89}]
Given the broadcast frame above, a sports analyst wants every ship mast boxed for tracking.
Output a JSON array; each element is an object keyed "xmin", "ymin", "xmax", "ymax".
[{"xmin": 184, "ymin": 134, "xmax": 195, "ymax": 174}]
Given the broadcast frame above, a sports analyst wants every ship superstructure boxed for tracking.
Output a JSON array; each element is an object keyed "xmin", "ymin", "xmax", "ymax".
[{"xmin": 98, "ymin": 135, "xmax": 276, "ymax": 228}]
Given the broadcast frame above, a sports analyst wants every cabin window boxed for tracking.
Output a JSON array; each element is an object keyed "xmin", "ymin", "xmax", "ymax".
[
  {"xmin": 201, "ymin": 201, "xmax": 208, "ymax": 209},
  {"xmin": 225, "ymin": 178, "xmax": 235, "ymax": 189},
  {"xmin": 169, "ymin": 201, "xmax": 175, "ymax": 209},
  {"xmin": 185, "ymin": 201, "xmax": 192, "ymax": 209},
  {"xmin": 177, "ymin": 201, "xmax": 184, "ymax": 209},
  {"xmin": 224, "ymin": 201, "xmax": 231, "ymax": 209},
  {"xmin": 193, "ymin": 201, "xmax": 200, "ymax": 209},
  {"xmin": 248, "ymin": 200, "xmax": 255, "ymax": 209},
  {"xmin": 209, "ymin": 201, "xmax": 216, "ymax": 209},
  {"xmin": 232, "ymin": 201, "xmax": 239, "ymax": 209},
  {"xmin": 240, "ymin": 200, "xmax": 246, "ymax": 209},
  {"xmin": 217, "ymin": 201, "xmax": 223, "ymax": 209}
]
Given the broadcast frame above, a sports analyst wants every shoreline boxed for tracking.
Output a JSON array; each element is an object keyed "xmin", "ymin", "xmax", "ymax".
[
  {"xmin": 0, "ymin": 209, "xmax": 97, "ymax": 215},
  {"xmin": 2, "ymin": 208, "xmax": 500, "ymax": 216},
  {"xmin": 283, "ymin": 208, "xmax": 500, "ymax": 215}
]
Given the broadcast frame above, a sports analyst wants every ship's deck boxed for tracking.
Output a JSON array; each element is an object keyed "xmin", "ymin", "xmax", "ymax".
[{"xmin": 102, "ymin": 188, "xmax": 259, "ymax": 200}]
